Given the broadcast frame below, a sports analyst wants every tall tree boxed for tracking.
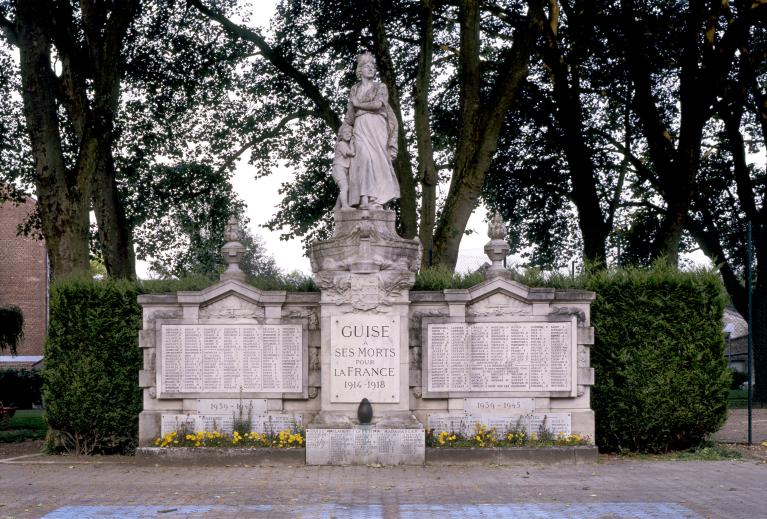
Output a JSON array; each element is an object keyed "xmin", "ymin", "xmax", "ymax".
[
  {"xmin": 686, "ymin": 0, "xmax": 767, "ymax": 401},
  {"xmin": 189, "ymin": 0, "xmax": 538, "ymax": 270},
  {"xmin": 614, "ymin": 0, "xmax": 745, "ymax": 265},
  {"xmin": 0, "ymin": 1, "xmax": 257, "ymax": 279},
  {"xmin": 2, "ymin": 0, "xmax": 138, "ymax": 278}
]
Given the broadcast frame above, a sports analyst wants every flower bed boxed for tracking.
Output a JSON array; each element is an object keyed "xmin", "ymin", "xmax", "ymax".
[
  {"xmin": 426, "ymin": 423, "xmax": 590, "ymax": 449},
  {"xmin": 154, "ymin": 429, "xmax": 305, "ymax": 449}
]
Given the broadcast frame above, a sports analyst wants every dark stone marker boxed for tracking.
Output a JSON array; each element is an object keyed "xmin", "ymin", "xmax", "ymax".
[{"xmin": 357, "ymin": 398, "xmax": 373, "ymax": 424}]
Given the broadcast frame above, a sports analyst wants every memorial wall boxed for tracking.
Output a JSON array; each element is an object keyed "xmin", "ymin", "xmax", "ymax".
[
  {"xmin": 137, "ymin": 276, "xmax": 596, "ymax": 449},
  {"xmin": 159, "ymin": 324, "xmax": 302, "ymax": 396}
]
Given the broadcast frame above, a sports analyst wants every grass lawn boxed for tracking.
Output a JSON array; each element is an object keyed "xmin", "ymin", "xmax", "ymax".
[
  {"xmin": 0, "ymin": 409, "xmax": 46, "ymax": 442},
  {"xmin": 729, "ymin": 389, "xmax": 766, "ymax": 409}
]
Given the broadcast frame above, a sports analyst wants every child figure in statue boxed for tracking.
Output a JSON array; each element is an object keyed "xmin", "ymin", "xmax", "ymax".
[{"xmin": 331, "ymin": 123, "xmax": 355, "ymax": 210}]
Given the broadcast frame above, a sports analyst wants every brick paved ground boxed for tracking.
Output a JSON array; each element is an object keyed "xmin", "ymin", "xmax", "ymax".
[
  {"xmin": 1, "ymin": 408, "xmax": 766, "ymax": 519},
  {"xmin": 0, "ymin": 453, "xmax": 764, "ymax": 519}
]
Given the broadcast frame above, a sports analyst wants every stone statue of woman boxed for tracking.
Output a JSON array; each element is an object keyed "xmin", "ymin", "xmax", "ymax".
[{"xmin": 342, "ymin": 52, "xmax": 400, "ymax": 210}]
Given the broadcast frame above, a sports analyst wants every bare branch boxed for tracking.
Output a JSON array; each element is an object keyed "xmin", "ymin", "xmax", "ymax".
[
  {"xmin": 590, "ymin": 128, "xmax": 660, "ymax": 190},
  {"xmin": 187, "ymin": 0, "xmax": 340, "ymax": 131},
  {"xmin": 215, "ymin": 111, "xmax": 318, "ymax": 176}
]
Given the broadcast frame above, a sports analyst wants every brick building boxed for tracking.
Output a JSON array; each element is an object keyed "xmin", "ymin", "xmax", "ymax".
[{"xmin": 0, "ymin": 197, "xmax": 48, "ymax": 367}]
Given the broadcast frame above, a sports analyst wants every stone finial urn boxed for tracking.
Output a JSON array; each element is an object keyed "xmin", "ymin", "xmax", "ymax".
[
  {"xmin": 220, "ymin": 216, "xmax": 247, "ymax": 282},
  {"xmin": 484, "ymin": 213, "xmax": 510, "ymax": 277}
]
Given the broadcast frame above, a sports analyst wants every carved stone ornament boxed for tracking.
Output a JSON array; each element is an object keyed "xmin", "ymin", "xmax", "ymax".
[
  {"xmin": 199, "ymin": 295, "xmax": 265, "ymax": 319},
  {"xmin": 467, "ymin": 293, "xmax": 532, "ymax": 317},
  {"xmin": 350, "ymin": 274, "xmax": 380, "ymax": 310},
  {"xmin": 549, "ymin": 306, "xmax": 586, "ymax": 324},
  {"xmin": 309, "ymin": 347, "xmax": 321, "ymax": 371},
  {"xmin": 148, "ymin": 387, "xmax": 157, "ymax": 399},
  {"xmin": 412, "ymin": 387, "xmax": 423, "ymax": 399},
  {"xmin": 308, "ymin": 387, "xmax": 319, "ymax": 399},
  {"xmin": 308, "ymin": 311, "xmax": 319, "ymax": 330},
  {"xmin": 488, "ymin": 212, "xmax": 507, "ymax": 240},
  {"xmin": 484, "ymin": 212, "xmax": 510, "ymax": 277},
  {"xmin": 310, "ymin": 210, "xmax": 421, "ymax": 277},
  {"xmin": 220, "ymin": 215, "xmax": 247, "ymax": 282}
]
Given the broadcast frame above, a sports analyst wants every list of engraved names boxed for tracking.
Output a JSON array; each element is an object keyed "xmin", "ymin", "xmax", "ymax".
[
  {"xmin": 427, "ymin": 322, "xmax": 572, "ymax": 392},
  {"xmin": 161, "ymin": 325, "xmax": 301, "ymax": 394}
]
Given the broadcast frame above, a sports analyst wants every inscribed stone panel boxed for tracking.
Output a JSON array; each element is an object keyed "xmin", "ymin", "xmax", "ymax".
[
  {"xmin": 330, "ymin": 315, "xmax": 400, "ymax": 403},
  {"xmin": 425, "ymin": 321, "xmax": 574, "ymax": 394},
  {"xmin": 160, "ymin": 324, "xmax": 301, "ymax": 396}
]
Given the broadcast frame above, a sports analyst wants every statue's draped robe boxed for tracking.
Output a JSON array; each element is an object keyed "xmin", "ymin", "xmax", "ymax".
[{"xmin": 344, "ymin": 82, "xmax": 399, "ymax": 207}]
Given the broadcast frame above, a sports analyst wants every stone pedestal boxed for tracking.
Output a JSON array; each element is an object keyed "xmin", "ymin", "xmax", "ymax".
[
  {"xmin": 305, "ymin": 411, "xmax": 424, "ymax": 465},
  {"xmin": 307, "ymin": 209, "xmax": 423, "ymax": 464}
]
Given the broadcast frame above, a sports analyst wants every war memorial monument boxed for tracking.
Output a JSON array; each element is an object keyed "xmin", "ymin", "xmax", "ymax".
[{"xmin": 136, "ymin": 54, "xmax": 596, "ymax": 465}]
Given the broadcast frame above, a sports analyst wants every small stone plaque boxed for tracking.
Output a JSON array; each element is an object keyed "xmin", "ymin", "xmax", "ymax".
[
  {"xmin": 530, "ymin": 412, "xmax": 571, "ymax": 437},
  {"xmin": 463, "ymin": 398, "xmax": 535, "ymax": 414},
  {"xmin": 196, "ymin": 399, "xmax": 268, "ymax": 415},
  {"xmin": 306, "ymin": 427, "xmax": 424, "ymax": 465},
  {"xmin": 160, "ymin": 414, "xmax": 197, "ymax": 436},
  {"xmin": 425, "ymin": 413, "xmax": 469, "ymax": 434},
  {"xmin": 426, "ymin": 411, "xmax": 571, "ymax": 438},
  {"xmin": 160, "ymin": 413, "xmax": 302, "ymax": 436},
  {"xmin": 330, "ymin": 315, "xmax": 400, "ymax": 403}
]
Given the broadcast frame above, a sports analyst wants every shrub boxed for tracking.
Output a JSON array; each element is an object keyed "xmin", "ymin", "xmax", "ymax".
[
  {"xmin": 141, "ymin": 271, "xmax": 319, "ymax": 293},
  {"xmin": 581, "ymin": 265, "xmax": 730, "ymax": 453},
  {"xmin": 43, "ymin": 277, "xmax": 143, "ymax": 455},
  {"xmin": 0, "ymin": 369, "xmax": 43, "ymax": 408},
  {"xmin": 729, "ymin": 369, "xmax": 748, "ymax": 390},
  {"xmin": 140, "ymin": 274, "xmax": 217, "ymax": 293},
  {"xmin": 413, "ymin": 266, "xmax": 485, "ymax": 291},
  {"xmin": 0, "ymin": 305, "xmax": 24, "ymax": 354}
]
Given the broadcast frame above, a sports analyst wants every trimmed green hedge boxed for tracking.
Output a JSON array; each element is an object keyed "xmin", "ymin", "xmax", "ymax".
[
  {"xmin": 45, "ymin": 266, "xmax": 728, "ymax": 454},
  {"xmin": 533, "ymin": 265, "xmax": 730, "ymax": 453},
  {"xmin": 587, "ymin": 267, "xmax": 729, "ymax": 453},
  {"xmin": 44, "ymin": 277, "xmax": 143, "ymax": 455}
]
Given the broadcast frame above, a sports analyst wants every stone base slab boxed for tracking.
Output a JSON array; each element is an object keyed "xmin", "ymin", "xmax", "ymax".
[
  {"xmin": 426, "ymin": 446, "xmax": 598, "ymax": 465},
  {"xmin": 305, "ymin": 411, "xmax": 424, "ymax": 465},
  {"xmin": 135, "ymin": 447, "xmax": 305, "ymax": 466},
  {"xmin": 134, "ymin": 445, "xmax": 596, "ymax": 466}
]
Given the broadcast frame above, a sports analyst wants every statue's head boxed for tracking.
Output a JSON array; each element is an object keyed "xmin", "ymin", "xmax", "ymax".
[
  {"xmin": 355, "ymin": 52, "xmax": 376, "ymax": 80},
  {"xmin": 338, "ymin": 123, "xmax": 353, "ymax": 141}
]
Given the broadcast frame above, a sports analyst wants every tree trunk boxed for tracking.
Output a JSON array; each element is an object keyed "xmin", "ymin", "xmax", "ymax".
[
  {"xmin": 368, "ymin": 0, "xmax": 418, "ymax": 239},
  {"xmin": 92, "ymin": 152, "xmax": 136, "ymax": 279},
  {"xmin": 85, "ymin": 0, "xmax": 138, "ymax": 279},
  {"xmin": 531, "ymin": 0, "xmax": 608, "ymax": 267},
  {"xmin": 431, "ymin": 0, "xmax": 534, "ymax": 270},
  {"xmin": 413, "ymin": 0, "xmax": 438, "ymax": 268},
  {"xmin": 17, "ymin": 0, "xmax": 90, "ymax": 278}
]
